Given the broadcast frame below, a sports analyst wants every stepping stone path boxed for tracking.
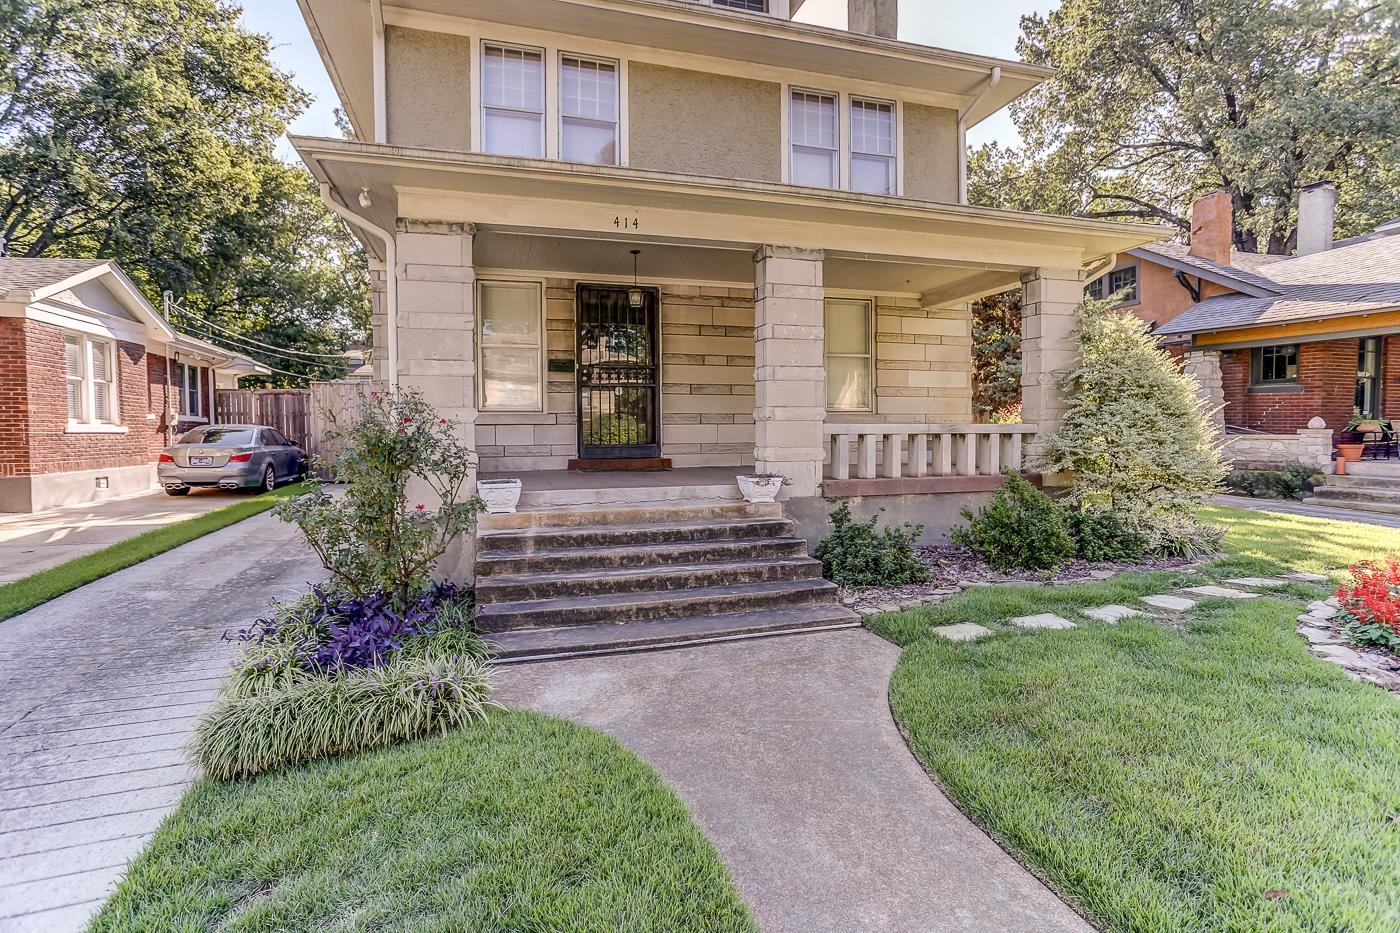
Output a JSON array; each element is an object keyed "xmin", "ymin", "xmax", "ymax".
[
  {"xmin": 1011, "ymin": 613, "xmax": 1077, "ymax": 630},
  {"xmin": 931, "ymin": 623, "xmax": 992, "ymax": 642},
  {"xmin": 1284, "ymin": 572, "xmax": 1330, "ymax": 582},
  {"xmin": 1226, "ymin": 577, "xmax": 1290, "ymax": 588},
  {"xmin": 1182, "ymin": 585, "xmax": 1260, "ymax": 599},
  {"xmin": 1081, "ymin": 604, "xmax": 1143, "ymax": 624},
  {"xmin": 1140, "ymin": 594, "xmax": 1196, "ymax": 612}
]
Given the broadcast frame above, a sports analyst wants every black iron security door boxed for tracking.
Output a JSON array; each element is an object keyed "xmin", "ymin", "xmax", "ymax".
[{"xmin": 576, "ymin": 284, "xmax": 661, "ymax": 459}]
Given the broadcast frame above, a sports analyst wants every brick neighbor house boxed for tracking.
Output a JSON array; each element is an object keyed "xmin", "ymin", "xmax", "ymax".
[{"xmin": 0, "ymin": 259, "xmax": 269, "ymax": 512}]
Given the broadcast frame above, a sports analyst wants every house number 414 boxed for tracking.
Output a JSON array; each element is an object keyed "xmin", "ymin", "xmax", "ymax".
[{"xmin": 613, "ymin": 215, "xmax": 640, "ymax": 230}]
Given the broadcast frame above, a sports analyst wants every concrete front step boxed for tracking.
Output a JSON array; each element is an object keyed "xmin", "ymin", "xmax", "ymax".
[
  {"xmin": 486, "ymin": 604, "xmax": 860, "ymax": 662},
  {"xmin": 1319, "ymin": 472, "xmax": 1400, "ymax": 490},
  {"xmin": 479, "ymin": 499, "xmax": 775, "ymax": 532},
  {"xmin": 476, "ymin": 535, "xmax": 811, "ymax": 577},
  {"xmin": 1301, "ymin": 495, "xmax": 1400, "ymax": 515},
  {"xmin": 1311, "ymin": 484, "xmax": 1400, "ymax": 503},
  {"xmin": 479, "ymin": 516, "xmax": 795, "ymax": 553},
  {"xmin": 476, "ymin": 556, "xmax": 822, "ymax": 604},
  {"xmin": 516, "ymin": 483, "xmax": 742, "ymax": 509},
  {"xmin": 1337, "ymin": 461, "xmax": 1400, "ymax": 480},
  {"xmin": 477, "ymin": 578, "xmax": 842, "ymax": 632}
]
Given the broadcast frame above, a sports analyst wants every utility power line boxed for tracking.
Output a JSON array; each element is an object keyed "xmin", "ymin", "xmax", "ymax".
[
  {"xmin": 173, "ymin": 311, "xmax": 354, "ymax": 360},
  {"xmin": 176, "ymin": 320, "xmax": 350, "ymax": 370}
]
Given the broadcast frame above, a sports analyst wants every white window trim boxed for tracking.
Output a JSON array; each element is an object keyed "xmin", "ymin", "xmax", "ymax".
[
  {"xmin": 824, "ymin": 297, "xmax": 875, "ymax": 413},
  {"xmin": 473, "ymin": 39, "xmax": 630, "ymax": 166},
  {"xmin": 63, "ymin": 332, "xmax": 121, "ymax": 429},
  {"xmin": 558, "ymin": 51, "xmax": 623, "ymax": 167},
  {"xmin": 709, "ymin": 0, "xmax": 789, "ymax": 17},
  {"xmin": 782, "ymin": 85, "xmax": 904, "ymax": 196},
  {"xmin": 176, "ymin": 362, "xmax": 207, "ymax": 421},
  {"xmin": 476, "ymin": 279, "xmax": 547, "ymax": 413}
]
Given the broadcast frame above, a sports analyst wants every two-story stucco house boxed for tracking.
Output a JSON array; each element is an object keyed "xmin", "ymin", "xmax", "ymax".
[{"xmin": 292, "ymin": 0, "xmax": 1162, "ymax": 656}]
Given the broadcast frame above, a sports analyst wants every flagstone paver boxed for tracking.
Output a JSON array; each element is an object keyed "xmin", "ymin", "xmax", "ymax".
[
  {"xmin": 1081, "ymin": 604, "xmax": 1145, "ymax": 624},
  {"xmin": 931, "ymin": 623, "xmax": 992, "ymax": 642},
  {"xmin": 1182, "ymin": 585, "xmax": 1260, "ymax": 600},
  {"xmin": 1010, "ymin": 613, "xmax": 1077, "ymax": 630},
  {"xmin": 1226, "ymin": 577, "xmax": 1290, "ymax": 588},
  {"xmin": 1284, "ymin": 572, "xmax": 1331, "ymax": 583},
  {"xmin": 1140, "ymin": 594, "xmax": 1197, "ymax": 612}
]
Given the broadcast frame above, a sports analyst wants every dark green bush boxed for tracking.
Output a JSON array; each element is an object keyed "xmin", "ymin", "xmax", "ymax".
[
  {"xmin": 1069, "ymin": 509, "xmax": 1148, "ymax": 562},
  {"xmin": 1223, "ymin": 463, "xmax": 1320, "ymax": 501},
  {"xmin": 816, "ymin": 499, "xmax": 928, "ymax": 588},
  {"xmin": 952, "ymin": 470, "xmax": 1076, "ymax": 572}
]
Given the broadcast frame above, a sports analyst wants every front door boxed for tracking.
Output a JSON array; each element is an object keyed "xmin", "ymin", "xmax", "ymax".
[{"xmin": 576, "ymin": 284, "xmax": 661, "ymax": 459}]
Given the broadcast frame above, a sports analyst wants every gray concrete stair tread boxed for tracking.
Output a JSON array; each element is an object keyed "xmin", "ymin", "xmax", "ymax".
[
  {"xmin": 477, "ymin": 556, "xmax": 820, "ymax": 591},
  {"xmin": 1302, "ymin": 496, "xmax": 1400, "ymax": 515},
  {"xmin": 477, "ymin": 516, "xmax": 795, "ymax": 551},
  {"xmin": 487, "ymin": 604, "xmax": 860, "ymax": 661},
  {"xmin": 479, "ymin": 500, "xmax": 777, "ymax": 532},
  {"xmin": 1311, "ymin": 484, "xmax": 1400, "ymax": 502},
  {"xmin": 475, "ymin": 535, "xmax": 809, "ymax": 575}
]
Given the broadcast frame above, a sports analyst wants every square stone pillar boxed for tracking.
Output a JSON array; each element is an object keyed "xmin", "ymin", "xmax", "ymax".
[
  {"xmin": 1019, "ymin": 267, "xmax": 1084, "ymax": 434},
  {"xmin": 753, "ymin": 245, "xmax": 826, "ymax": 498},
  {"xmin": 1182, "ymin": 349, "xmax": 1226, "ymax": 432},
  {"xmin": 394, "ymin": 220, "xmax": 478, "ymax": 580}
]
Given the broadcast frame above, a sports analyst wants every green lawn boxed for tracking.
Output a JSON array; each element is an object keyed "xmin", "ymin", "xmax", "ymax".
[
  {"xmin": 868, "ymin": 504, "xmax": 1400, "ymax": 932},
  {"xmin": 0, "ymin": 484, "xmax": 307, "ymax": 622},
  {"xmin": 90, "ymin": 710, "xmax": 755, "ymax": 933}
]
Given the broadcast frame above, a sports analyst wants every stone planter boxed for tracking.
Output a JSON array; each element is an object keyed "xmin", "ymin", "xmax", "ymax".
[
  {"xmin": 737, "ymin": 474, "xmax": 785, "ymax": 504},
  {"xmin": 477, "ymin": 478, "xmax": 523, "ymax": 514}
]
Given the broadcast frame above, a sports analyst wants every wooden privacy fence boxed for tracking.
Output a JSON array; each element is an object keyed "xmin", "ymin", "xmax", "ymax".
[
  {"xmin": 306, "ymin": 381, "xmax": 368, "ymax": 477},
  {"xmin": 216, "ymin": 383, "xmax": 369, "ymax": 477}
]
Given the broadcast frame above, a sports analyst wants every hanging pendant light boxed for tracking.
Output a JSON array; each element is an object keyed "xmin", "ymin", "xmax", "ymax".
[{"xmin": 628, "ymin": 249, "xmax": 645, "ymax": 309}]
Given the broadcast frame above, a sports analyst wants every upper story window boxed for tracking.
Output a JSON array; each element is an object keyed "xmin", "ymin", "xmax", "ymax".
[
  {"xmin": 64, "ymin": 333, "xmax": 117, "ymax": 425},
  {"xmin": 850, "ymin": 98, "xmax": 896, "ymax": 195},
  {"xmin": 560, "ymin": 55, "xmax": 619, "ymax": 165},
  {"xmin": 790, "ymin": 90, "xmax": 839, "ymax": 188},
  {"xmin": 482, "ymin": 43, "xmax": 545, "ymax": 158},
  {"xmin": 713, "ymin": 0, "xmax": 769, "ymax": 10},
  {"xmin": 1085, "ymin": 265, "xmax": 1139, "ymax": 305}
]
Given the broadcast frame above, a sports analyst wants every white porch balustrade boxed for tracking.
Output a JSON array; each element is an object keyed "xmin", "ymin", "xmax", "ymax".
[{"xmin": 823, "ymin": 424, "xmax": 1039, "ymax": 481}]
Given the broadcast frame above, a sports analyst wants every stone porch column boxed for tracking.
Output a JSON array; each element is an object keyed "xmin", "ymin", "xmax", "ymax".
[
  {"xmin": 1183, "ymin": 349, "xmax": 1226, "ymax": 432},
  {"xmin": 394, "ymin": 220, "xmax": 478, "ymax": 580},
  {"xmin": 752, "ymin": 246, "xmax": 826, "ymax": 498},
  {"xmin": 1019, "ymin": 267, "xmax": 1084, "ymax": 436}
]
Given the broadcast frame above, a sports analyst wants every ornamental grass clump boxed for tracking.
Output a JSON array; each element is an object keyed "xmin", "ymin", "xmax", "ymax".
[{"xmin": 1033, "ymin": 297, "xmax": 1228, "ymax": 554}]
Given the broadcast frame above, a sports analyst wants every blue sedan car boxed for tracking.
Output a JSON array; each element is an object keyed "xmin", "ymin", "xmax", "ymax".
[{"xmin": 158, "ymin": 424, "xmax": 307, "ymax": 496}]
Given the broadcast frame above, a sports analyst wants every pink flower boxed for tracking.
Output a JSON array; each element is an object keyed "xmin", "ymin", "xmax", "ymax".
[
  {"xmin": 415, "ymin": 504, "xmax": 425, "ymax": 511},
  {"xmin": 439, "ymin": 418, "xmax": 447, "ymax": 424}
]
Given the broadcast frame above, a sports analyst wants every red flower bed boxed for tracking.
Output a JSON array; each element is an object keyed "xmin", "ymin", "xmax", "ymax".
[{"xmin": 1335, "ymin": 557, "xmax": 1400, "ymax": 651}]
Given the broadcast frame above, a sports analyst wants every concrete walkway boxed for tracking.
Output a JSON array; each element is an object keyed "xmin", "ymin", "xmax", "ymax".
[
  {"xmin": 1215, "ymin": 494, "xmax": 1400, "ymax": 528},
  {"xmin": 496, "ymin": 630, "xmax": 1091, "ymax": 933},
  {"xmin": 0, "ymin": 489, "xmax": 245, "ymax": 584},
  {"xmin": 0, "ymin": 511, "xmax": 320, "ymax": 932}
]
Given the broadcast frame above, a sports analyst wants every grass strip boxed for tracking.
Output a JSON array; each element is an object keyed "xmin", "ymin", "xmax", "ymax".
[
  {"xmin": 90, "ymin": 710, "xmax": 756, "ymax": 932},
  {"xmin": 0, "ymin": 484, "xmax": 307, "ymax": 623}
]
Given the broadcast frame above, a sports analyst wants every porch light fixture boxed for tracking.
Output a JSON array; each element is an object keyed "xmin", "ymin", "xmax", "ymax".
[
  {"xmin": 628, "ymin": 249, "xmax": 645, "ymax": 309},
  {"xmin": 357, "ymin": 187, "xmax": 373, "ymax": 208}
]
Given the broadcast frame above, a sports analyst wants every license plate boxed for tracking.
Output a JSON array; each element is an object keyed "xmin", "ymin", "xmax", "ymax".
[{"xmin": 189, "ymin": 456, "xmax": 213, "ymax": 467}]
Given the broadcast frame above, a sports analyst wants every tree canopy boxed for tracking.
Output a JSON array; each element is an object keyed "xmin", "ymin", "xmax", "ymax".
[
  {"xmin": 1, "ymin": 0, "xmax": 368, "ymax": 382},
  {"xmin": 975, "ymin": 0, "xmax": 1400, "ymax": 253}
]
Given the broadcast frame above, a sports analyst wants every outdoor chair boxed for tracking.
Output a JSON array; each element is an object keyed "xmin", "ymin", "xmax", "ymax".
[{"xmin": 1360, "ymin": 420, "xmax": 1397, "ymax": 460}]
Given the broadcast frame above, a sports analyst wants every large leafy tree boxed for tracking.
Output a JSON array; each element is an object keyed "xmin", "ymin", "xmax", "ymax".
[
  {"xmin": 1, "ymin": 0, "xmax": 367, "ymax": 383},
  {"xmin": 977, "ymin": 0, "xmax": 1400, "ymax": 253}
]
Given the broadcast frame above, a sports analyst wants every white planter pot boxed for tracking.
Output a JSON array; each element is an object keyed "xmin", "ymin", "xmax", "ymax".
[
  {"xmin": 477, "ymin": 479, "xmax": 523, "ymax": 514},
  {"xmin": 737, "ymin": 474, "xmax": 784, "ymax": 504}
]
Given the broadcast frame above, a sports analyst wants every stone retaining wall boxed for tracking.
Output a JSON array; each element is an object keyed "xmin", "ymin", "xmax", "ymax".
[{"xmin": 1224, "ymin": 422, "xmax": 1333, "ymax": 472}]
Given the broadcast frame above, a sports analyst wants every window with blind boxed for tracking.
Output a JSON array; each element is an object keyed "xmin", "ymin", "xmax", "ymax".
[
  {"xmin": 825, "ymin": 298, "xmax": 873, "ymax": 411},
  {"xmin": 560, "ymin": 55, "xmax": 619, "ymax": 165},
  {"xmin": 63, "ymin": 333, "xmax": 117, "ymax": 424},
  {"xmin": 790, "ymin": 90, "xmax": 838, "ymax": 189},
  {"xmin": 712, "ymin": 0, "xmax": 768, "ymax": 10},
  {"xmin": 478, "ymin": 281, "xmax": 544, "ymax": 412},
  {"xmin": 482, "ymin": 44, "xmax": 545, "ymax": 158},
  {"xmin": 850, "ymin": 98, "xmax": 896, "ymax": 195},
  {"xmin": 176, "ymin": 363, "xmax": 204, "ymax": 417}
]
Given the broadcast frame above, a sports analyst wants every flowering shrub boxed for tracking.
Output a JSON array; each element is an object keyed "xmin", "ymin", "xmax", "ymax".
[{"xmin": 1335, "ymin": 558, "xmax": 1400, "ymax": 652}]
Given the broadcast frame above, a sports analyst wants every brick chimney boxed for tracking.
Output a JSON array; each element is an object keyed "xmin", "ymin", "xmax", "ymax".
[
  {"xmin": 1188, "ymin": 190, "xmax": 1234, "ymax": 266},
  {"xmin": 848, "ymin": 0, "xmax": 897, "ymax": 38},
  {"xmin": 1297, "ymin": 181, "xmax": 1337, "ymax": 256}
]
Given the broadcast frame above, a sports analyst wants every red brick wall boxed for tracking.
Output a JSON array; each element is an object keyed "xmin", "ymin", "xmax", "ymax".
[
  {"xmin": 1220, "ymin": 338, "xmax": 1360, "ymax": 433},
  {"xmin": 9, "ymin": 319, "xmax": 168, "ymax": 477},
  {"xmin": 0, "ymin": 318, "xmax": 32, "ymax": 478},
  {"xmin": 1383, "ymin": 336, "xmax": 1400, "ymax": 423}
]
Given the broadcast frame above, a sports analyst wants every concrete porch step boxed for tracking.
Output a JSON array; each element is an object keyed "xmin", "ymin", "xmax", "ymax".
[
  {"xmin": 516, "ymin": 482, "xmax": 742, "ymax": 509},
  {"xmin": 478, "ymin": 516, "xmax": 795, "ymax": 553},
  {"xmin": 1301, "ymin": 495, "xmax": 1400, "ymax": 515},
  {"xmin": 1311, "ymin": 484, "xmax": 1400, "ymax": 503},
  {"xmin": 476, "ymin": 577, "xmax": 841, "ymax": 632},
  {"xmin": 475, "ymin": 556, "xmax": 823, "ymax": 604},
  {"xmin": 1337, "ymin": 461, "xmax": 1400, "ymax": 480},
  {"xmin": 477, "ymin": 535, "xmax": 811, "ymax": 577},
  {"xmin": 486, "ymin": 604, "xmax": 861, "ymax": 663},
  {"xmin": 479, "ymin": 499, "xmax": 777, "ymax": 532}
]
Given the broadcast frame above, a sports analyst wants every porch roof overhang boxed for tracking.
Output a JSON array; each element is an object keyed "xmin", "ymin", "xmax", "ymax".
[
  {"xmin": 294, "ymin": 136, "xmax": 1167, "ymax": 303},
  {"xmin": 298, "ymin": 0, "xmax": 1051, "ymax": 142},
  {"xmin": 1189, "ymin": 308, "xmax": 1400, "ymax": 351}
]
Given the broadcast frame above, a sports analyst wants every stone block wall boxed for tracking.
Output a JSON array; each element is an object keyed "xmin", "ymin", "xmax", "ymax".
[
  {"xmin": 863, "ymin": 296, "xmax": 973, "ymax": 423},
  {"xmin": 1224, "ymin": 425, "xmax": 1334, "ymax": 472},
  {"xmin": 1219, "ymin": 337, "xmax": 1360, "ymax": 433}
]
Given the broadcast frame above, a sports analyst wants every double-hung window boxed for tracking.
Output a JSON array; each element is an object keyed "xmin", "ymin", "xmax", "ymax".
[
  {"xmin": 482, "ymin": 43, "xmax": 545, "ymax": 158},
  {"xmin": 825, "ymin": 299, "xmax": 873, "ymax": 411},
  {"xmin": 560, "ymin": 55, "xmax": 619, "ymax": 165},
  {"xmin": 850, "ymin": 98, "xmax": 896, "ymax": 195},
  {"xmin": 1250, "ymin": 344, "xmax": 1300, "ymax": 389},
  {"xmin": 478, "ymin": 281, "xmax": 544, "ymax": 412},
  {"xmin": 712, "ymin": 0, "xmax": 769, "ymax": 10},
  {"xmin": 790, "ymin": 90, "xmax": 839, "ymax": 189},
  {"xmin": 1085, "ymin": 265, "xmax": 1139, "ymax": 304},
  {"xmin": 176, "ymin": 363, "xmax": 204, "ymax": 418},
  {"xmin": 64, "ymin": 333, "xmax": 117, "ymax": 425}
]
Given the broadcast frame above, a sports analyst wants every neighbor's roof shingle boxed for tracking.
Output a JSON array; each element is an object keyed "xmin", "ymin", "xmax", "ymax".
[
  {"xmin": 1135, "ymin": 242, "xmax": 1286, "ymax": 295},
  {"xmin": 0, "ymin": 258, "xmax": 108, "ymax": 295},
  {"xmin": 1156, "ymin": 232, "xmax": 1400, "ymax": 336}
]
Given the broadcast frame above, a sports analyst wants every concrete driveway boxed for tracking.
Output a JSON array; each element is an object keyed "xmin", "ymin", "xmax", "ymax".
[
  {"xmin": 0, "ymin": 511, "xmax": 321, "ymax": 932},
  {"xmin": 0, "ymin": 489, "xmax": 248, "ymax": 584}
]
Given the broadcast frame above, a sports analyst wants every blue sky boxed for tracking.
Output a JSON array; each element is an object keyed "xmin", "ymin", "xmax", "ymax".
[{"xmin": 238, "ymin": 0, "xmax": 1055, "ymax": 152}]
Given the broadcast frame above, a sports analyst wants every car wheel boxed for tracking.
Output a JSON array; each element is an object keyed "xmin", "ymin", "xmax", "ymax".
[
  {"xmin": 164, "ymin": 487, "xmax": 190, "ymax": 497},
  {"xmin": 260, "ymin": 465, "xmax": 276, "ymax": 494}
]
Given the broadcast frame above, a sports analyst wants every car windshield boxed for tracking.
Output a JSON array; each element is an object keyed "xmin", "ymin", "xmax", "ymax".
[{"xmin": 179, "ymin": 427, "xmax": 257, "ymax": 446}]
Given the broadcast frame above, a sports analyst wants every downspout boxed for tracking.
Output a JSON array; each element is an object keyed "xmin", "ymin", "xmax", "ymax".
[
  {"xmin": 319, "ymin": 183, "xmax": 398, "ymax": 389},
  {"xmin": 957, "ymin": 66, "xmax": 1002, "ymax": 204}
]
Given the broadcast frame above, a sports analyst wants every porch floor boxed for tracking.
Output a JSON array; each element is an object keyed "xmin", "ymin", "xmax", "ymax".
[{"xmin": 479, "ymin": 466, "xmax": 752, "ymax": 493}]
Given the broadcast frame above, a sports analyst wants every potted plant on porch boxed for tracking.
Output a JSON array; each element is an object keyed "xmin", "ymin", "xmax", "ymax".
[
  {"xmin": 1338, "ymin": 411, "xmax": 1380, "ymax": 462},
  {"xmin": 736, "ymin": 472, "xmax": 788, "ymax": 504}
]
